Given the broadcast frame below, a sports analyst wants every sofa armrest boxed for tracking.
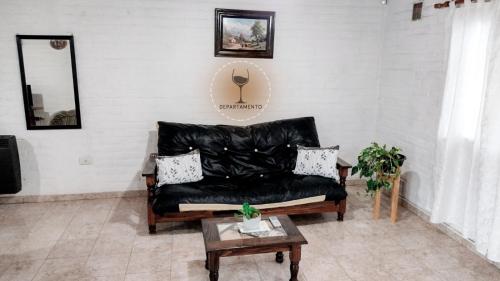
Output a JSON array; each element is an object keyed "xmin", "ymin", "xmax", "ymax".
[
  {"xmin": 142, "ymin": 153, "xmax": 157, "ymax": 189},
  {"xmin": 336, "ymin": 157, "xmax": 352, "ymax": 188},
  {"xmin": 336, "ymin": 157, "xmax": 352, "ymax": 169}
]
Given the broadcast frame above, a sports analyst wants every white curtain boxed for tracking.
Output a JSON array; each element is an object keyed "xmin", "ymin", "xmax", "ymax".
[{"xmin": 431, "ymin": 0, "xmax": 500, "ymax": 262}]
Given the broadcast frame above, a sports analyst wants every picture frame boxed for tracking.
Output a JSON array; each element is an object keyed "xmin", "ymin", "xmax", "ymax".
[
  {"xmin": 412, "ymin": 2, "xmax": 423, "ymax": 21},
  {"xmin": 214, "ymin": 8, "xmax": 275, "ymax": 59}
]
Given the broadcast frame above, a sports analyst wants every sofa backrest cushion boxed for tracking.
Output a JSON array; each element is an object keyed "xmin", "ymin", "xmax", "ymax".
[{"xmin": 157, "ymin": 117, "xmax": 320, "ymax": 179}]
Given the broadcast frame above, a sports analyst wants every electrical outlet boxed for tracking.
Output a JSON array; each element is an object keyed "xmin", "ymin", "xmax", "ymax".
[{"xmin": 79, "ymin": 155, "xmax": 93, "ymax": 165}]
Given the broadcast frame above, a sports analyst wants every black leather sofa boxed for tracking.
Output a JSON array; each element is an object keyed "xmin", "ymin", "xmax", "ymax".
[{"xmin": 142, "ymin": 117, "xmax": 351, "ymax": 233}]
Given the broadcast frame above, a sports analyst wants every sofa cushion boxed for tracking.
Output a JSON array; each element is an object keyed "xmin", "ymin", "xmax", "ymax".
[
  {"xmin": 157, "ymin": 117, "xmax": 320, "ymax": 179},
  {"xmin": 293, "ymin": 145, "xmax": 340, "ymax": 180},
  {"xmin": 156, "ymin": 150, "xmax": 203, "ymax": 186},
  {"xmin": 152, "ymin": 174, "xmax": 347, "ymax": 214}
]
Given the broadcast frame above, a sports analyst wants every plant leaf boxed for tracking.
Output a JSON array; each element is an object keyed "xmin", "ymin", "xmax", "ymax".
[{"xmin": 351, "ymin": 166, "xmax": 359, "ymax": 176}]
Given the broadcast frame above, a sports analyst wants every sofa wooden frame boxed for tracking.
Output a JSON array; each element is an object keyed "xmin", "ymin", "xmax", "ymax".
[{"xmin": 142, "ymin": 153, "xmax": 351, "ymax": 234}]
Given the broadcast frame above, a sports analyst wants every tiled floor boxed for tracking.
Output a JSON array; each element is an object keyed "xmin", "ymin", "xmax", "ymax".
[{"xmin": 1, "ymin": 185, "xmax": 499, "ymax": 281}]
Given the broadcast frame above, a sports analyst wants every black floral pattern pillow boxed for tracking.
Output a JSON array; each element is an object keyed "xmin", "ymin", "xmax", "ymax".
[
  {"xmin": 156, "ymin": 149, "xmax": 203, "ymax": 186},
  {"xmin": 292, "ymin": 145, "xmax": 340, "ymax": 180}
]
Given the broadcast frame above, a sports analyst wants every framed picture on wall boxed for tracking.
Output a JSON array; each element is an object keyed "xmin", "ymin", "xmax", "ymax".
[{"xmin": 214, "ymin": 8, "xmax": 275, "ymax": 59}]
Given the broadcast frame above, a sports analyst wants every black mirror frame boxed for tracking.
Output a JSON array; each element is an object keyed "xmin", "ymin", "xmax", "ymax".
[{"xmin": 16, "ymin": 34, "xmax": 82, "ymax": 130}]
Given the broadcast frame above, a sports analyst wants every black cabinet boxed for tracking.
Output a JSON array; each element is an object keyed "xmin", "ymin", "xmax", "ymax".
[{"xmin": 0, "ymin": 136, "xmax": 22, "ymax": 194}]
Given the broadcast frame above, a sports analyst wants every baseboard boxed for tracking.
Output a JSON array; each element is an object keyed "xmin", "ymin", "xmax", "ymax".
[
  {"xmin": 0, "ymin": 190, "xmax": 147, "ymax": 204},
  {"xmin": 0, "ymin": 179, "xmax": 361, "ymax": 205}
]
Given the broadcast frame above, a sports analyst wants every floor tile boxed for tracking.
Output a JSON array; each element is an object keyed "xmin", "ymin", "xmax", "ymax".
[
  {"xmin": 61, "ymin": 222, "xmax": 103, "ymax": 240},
  {"xmin": 71, "ymin": 209, "xmax": 111, "ymax": 226},
  {"xmin": 393, "ymin": 269, "xmax": 445, "ymax": 281},
  {"xmin": 0, "ymin": 225, "xmax": 30, "ymax": 246},
  {"xmin": 363, "ymin": 233, "xmax": 406, "ymax": 255},
  {"xmin": 26, "ymin": 223, "xmax": 68, "ymax": 241},
  {"xmin": 289, "ymin": 255, "xmax": 341, "ymax": 281},
  {"xmin": 125, "ymin": 271, "xmax": 171, "ymax": 281},
  {"xmin": 435, "ymin": 268, "xmax": 479, "ymax": 281},
  {"xmin": 4, "ymin": 238, "xmax": 56, "ymax": 262},
  {"xmin": 100, "ymin": 222, "xmax": 138, "ymax": 238},
  {"xmin": 0, "ymin": 185, "xmax": 499, "ymax": 281},
  {"xmin": 48, "ymin": 238, "xmax": 96, "ymax": 259},
  {"xmin": 32, "ymin": 257, "xmax": 87, "ymax": 281},
  {"xmin": 171, "ymin": 232, "xmax": 205, "ymax": 262},
  {"xmin": 0, "ymin": 260, "xmax": 11, "ymax": 277},
  {"xmin": 0, "ymin": 259, "xmax": 44, "ymax": 281},
  {"xmin": 170, "ymin": 260, "xmax": 207, "ymax": 281},
  {"xmin": 43, "ymin": 201, "xmax": 82, "ymax": 216},
  {"xmin": 319, "ymin": 236, "xmax": 369, "ymax": 257},
  {"xmin": 78, "ymin": 275, "xmax": 125, "ymax": 281},
  {"xmin": 91, "ymin": 234, "xmax": 134, "ymax": 257},
  {"xmin": 380, "ymin": 249, "xmax": 429, "ymax": 276},
  {"xmin": 411, "ymin": 247, "xmax": 462, "ymax": 271},
  {"xmin": 219, "ymin": 262, "xmax": 261, "ymax": 281},
  {"xmin": 336, "ymin": 252, "xmax": 397, "ymax": 281},
  {"xmin": 126, "ymin": 251, "xmax": 171, "ymax": 274},
  {"xmin": 396, "ymin": 229, "xmax": 435, "ymax": 250},
  {"xmin": 36, "ymin": 211, "xmax": 76, "ymax": 228},
  {"xmin": 79, "ymin": 198, "xmax": 119, "ymax": 212},
  {"xmin": 131, "ymin": 233, "xmax": 172, "ymax": 255},
  {"xmin": 86, "ymin": 255, "xmax": 129, "ymax": 277}
]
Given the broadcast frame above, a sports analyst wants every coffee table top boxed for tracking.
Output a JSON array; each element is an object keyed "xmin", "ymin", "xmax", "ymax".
[{"xmin": 201, "ymin": 215, "xmax": 307, "ymax": 252}]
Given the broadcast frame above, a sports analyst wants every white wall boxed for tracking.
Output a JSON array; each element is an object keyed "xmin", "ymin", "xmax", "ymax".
[
  {"xmin": 376, "ymin": 1, "xmax": 450, "ymax": 212},
  {"xmin": 0, "ymin": 0, "xmax": 385, "ymax": 196}
]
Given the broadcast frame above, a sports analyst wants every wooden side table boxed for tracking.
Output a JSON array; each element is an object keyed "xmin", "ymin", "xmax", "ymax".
[{"xmin": 373, "ymin": 172, "xmax": 401, "ymax": 223}]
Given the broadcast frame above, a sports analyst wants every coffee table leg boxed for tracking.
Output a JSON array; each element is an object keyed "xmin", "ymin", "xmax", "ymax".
[
  {"xmin": 276, "ymin": 251, "xmax": 284, "ymax": 263},
  {"xmin": 289, "ymin": 245, "xmax": 301, "ymax": 281},
  {"xmin": 208, "ymin": 252, "xmax": 219, "ymax": 281}
]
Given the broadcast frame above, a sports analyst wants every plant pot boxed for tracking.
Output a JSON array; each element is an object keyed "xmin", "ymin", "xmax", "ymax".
[{"xmin": 243, "ymin": 214, "xmax": 261, "ymax": 231}]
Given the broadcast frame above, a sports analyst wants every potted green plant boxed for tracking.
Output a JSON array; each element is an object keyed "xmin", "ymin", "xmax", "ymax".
[
  {"xmin": 351, "ymin": 143, "xmax": 406, "ymax": 195},
  {"xmin": 236, "ymin": 202, "xmax": 261, "ymax": 231}
]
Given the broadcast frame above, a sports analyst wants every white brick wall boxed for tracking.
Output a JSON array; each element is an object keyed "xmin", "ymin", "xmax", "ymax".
[
  {"xmin": 376, "ymin": 1, "xmax": 450, "ymax": 212},
  {"xmin": 0, "ymin": 0, "xmax": 385, "ymax": 195}
]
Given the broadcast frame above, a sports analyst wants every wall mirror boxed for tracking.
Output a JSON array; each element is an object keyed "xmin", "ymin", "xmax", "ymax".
[{"xmin": 16, "ymin": 35, "xmax": 82, "ymax": 130}]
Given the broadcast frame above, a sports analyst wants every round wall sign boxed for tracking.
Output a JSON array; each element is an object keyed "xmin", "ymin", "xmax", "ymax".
[{"xmin": 210, "ymin": 61, "xmax": 271, "ymax": 122}]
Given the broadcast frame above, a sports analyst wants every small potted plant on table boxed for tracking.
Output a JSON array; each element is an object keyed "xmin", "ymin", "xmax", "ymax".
[
  {"xmin": 236, "ymin": 202, "xmax": 261, "ymax": 231},
  {"xmin": 352, "ymin": 143, "xmax": 406, "ymax": 223}
]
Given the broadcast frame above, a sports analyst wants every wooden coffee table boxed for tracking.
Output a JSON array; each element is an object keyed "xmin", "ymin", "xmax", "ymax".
[{"xmin": 201, "ymin": 215, "xmax": 307, "ymax": 281}]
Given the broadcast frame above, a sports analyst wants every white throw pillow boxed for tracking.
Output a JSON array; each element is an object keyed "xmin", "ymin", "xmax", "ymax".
[
  {"xmin": 156, "ymin": 150, "xmax": 203, "ymax": 186},
  {"xmin": 293, "ymin": 145, "xmax": 340, "ymax": 181}
]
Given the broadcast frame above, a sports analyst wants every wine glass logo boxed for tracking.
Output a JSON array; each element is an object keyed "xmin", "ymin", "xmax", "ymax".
[{"xmin": 232, "ymin": 69, "xmax": 250, "ymax": 103}]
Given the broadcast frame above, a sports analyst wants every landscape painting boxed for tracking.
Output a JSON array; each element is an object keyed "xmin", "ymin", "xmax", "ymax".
[
  {"xmin": 222, "ymin": 18, "xmax": 268, "ymax": 51},
  {"xmin": 215, "ymin": 9, "xmax": 275, "ymax": 59}
]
